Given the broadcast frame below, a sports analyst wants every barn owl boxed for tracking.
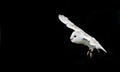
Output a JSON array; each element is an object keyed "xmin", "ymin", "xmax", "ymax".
[{"xmin": 58, "ymin": 14, "xmax": 107, "ymax": 58}]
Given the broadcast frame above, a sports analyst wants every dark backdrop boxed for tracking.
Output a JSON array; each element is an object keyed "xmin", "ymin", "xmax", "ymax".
[{"xmin": 2, "ymin": 1, "xmax": 120, "ymax": 70}]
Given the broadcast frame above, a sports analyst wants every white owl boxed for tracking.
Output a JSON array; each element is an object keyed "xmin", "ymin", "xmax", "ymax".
[{"xmin": 58, "ymin": 14, "xmax": 107, "ymax": 58}]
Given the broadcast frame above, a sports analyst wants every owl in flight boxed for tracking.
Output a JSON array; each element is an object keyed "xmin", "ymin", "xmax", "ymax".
[{"xmin": 58, "ymin": 14, "xmax": 107, "ymax": 58}]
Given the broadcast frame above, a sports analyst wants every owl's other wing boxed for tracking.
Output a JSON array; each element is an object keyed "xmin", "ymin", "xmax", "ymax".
[
  {"xmin": 90, "ymin": 37, "xmax": 107, "ymax": 53},
  {"xmin": 58, "ymin": 14, "xmax": 84, "ymax": 32}
]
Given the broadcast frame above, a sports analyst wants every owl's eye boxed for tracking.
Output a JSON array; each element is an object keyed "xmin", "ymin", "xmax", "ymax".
[{"xmin": 74, "ymin": 35, "xmax": 76, "ymax": 37}]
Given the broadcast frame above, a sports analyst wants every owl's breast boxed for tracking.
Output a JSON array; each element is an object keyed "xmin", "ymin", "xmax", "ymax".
[{"xmin": 79, "ymin": 37, "xmax": 90, "ymax": 46}]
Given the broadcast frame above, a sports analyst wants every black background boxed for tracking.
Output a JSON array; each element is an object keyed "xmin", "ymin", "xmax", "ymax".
[{"xmin": 2, "ymin": 1, "xmax": 120, "ymax": 70}]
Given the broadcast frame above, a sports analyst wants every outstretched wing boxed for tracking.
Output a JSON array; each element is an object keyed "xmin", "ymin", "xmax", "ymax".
[{"xmin": 58, "ymin": 14, "xmax": 84, "ymax": 32}]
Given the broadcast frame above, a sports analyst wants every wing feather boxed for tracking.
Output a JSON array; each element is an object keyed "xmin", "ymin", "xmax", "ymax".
[{"xmin": 58, "ymin": 14, "xmax": 83, "ymax": 32}]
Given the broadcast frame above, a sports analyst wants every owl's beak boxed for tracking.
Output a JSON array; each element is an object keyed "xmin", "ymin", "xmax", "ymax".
[
  {"xmin": 70, "ymin": 38, "xmax": 74, "ymax": 43},
  {"xmin": 70, "ymin": 38, "xmax": 73, "ymax": 40}
]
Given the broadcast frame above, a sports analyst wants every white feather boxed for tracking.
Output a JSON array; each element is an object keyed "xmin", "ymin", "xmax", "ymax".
[{"xmin": 58, "ymin": 14, "xmax": 83, "ymax": 32}]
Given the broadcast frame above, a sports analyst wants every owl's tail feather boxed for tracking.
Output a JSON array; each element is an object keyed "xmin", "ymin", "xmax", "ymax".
[{"xmin": 98, "ymin": 47, "xmax": 107, "ymax": 53}]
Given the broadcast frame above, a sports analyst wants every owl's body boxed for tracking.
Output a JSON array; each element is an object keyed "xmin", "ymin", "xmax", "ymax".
[
  {"xmin": 58, "ymin": 14, "xmax": 107, "ymax": 58},
  {"xmin": 71, "ymin": 31, "xmax": 99, "ymax": 50}
]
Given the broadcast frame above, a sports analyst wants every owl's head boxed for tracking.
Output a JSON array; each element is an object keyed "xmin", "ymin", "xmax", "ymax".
[{"xmin": 70, "ymin": 31, "xmax": 83, "ymax": 44}]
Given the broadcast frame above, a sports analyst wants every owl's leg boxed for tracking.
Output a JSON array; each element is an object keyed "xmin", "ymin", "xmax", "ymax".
[
  {"xmin": 87, "ymin": 50, "xmax": 90, "ymax": 56},
  {"xmin": 97, "ymin": 49, "xmax": 100, "ymax": 53},
  {"xmin": 89, "ymin": 52, "xmax": 93, "ymax": 58},
  {"xmin": 87, "ymin": 48, "xmax": 94, "ymax": 58},
  {"xmin": 90, "ymin": 48, "xmax": 93, "ymax": 58}
]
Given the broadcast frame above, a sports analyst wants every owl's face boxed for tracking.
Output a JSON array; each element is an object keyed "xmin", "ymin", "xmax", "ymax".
[{"xmin": 70, "ymin": 31, "xmax": 83, "ymax": 44}]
